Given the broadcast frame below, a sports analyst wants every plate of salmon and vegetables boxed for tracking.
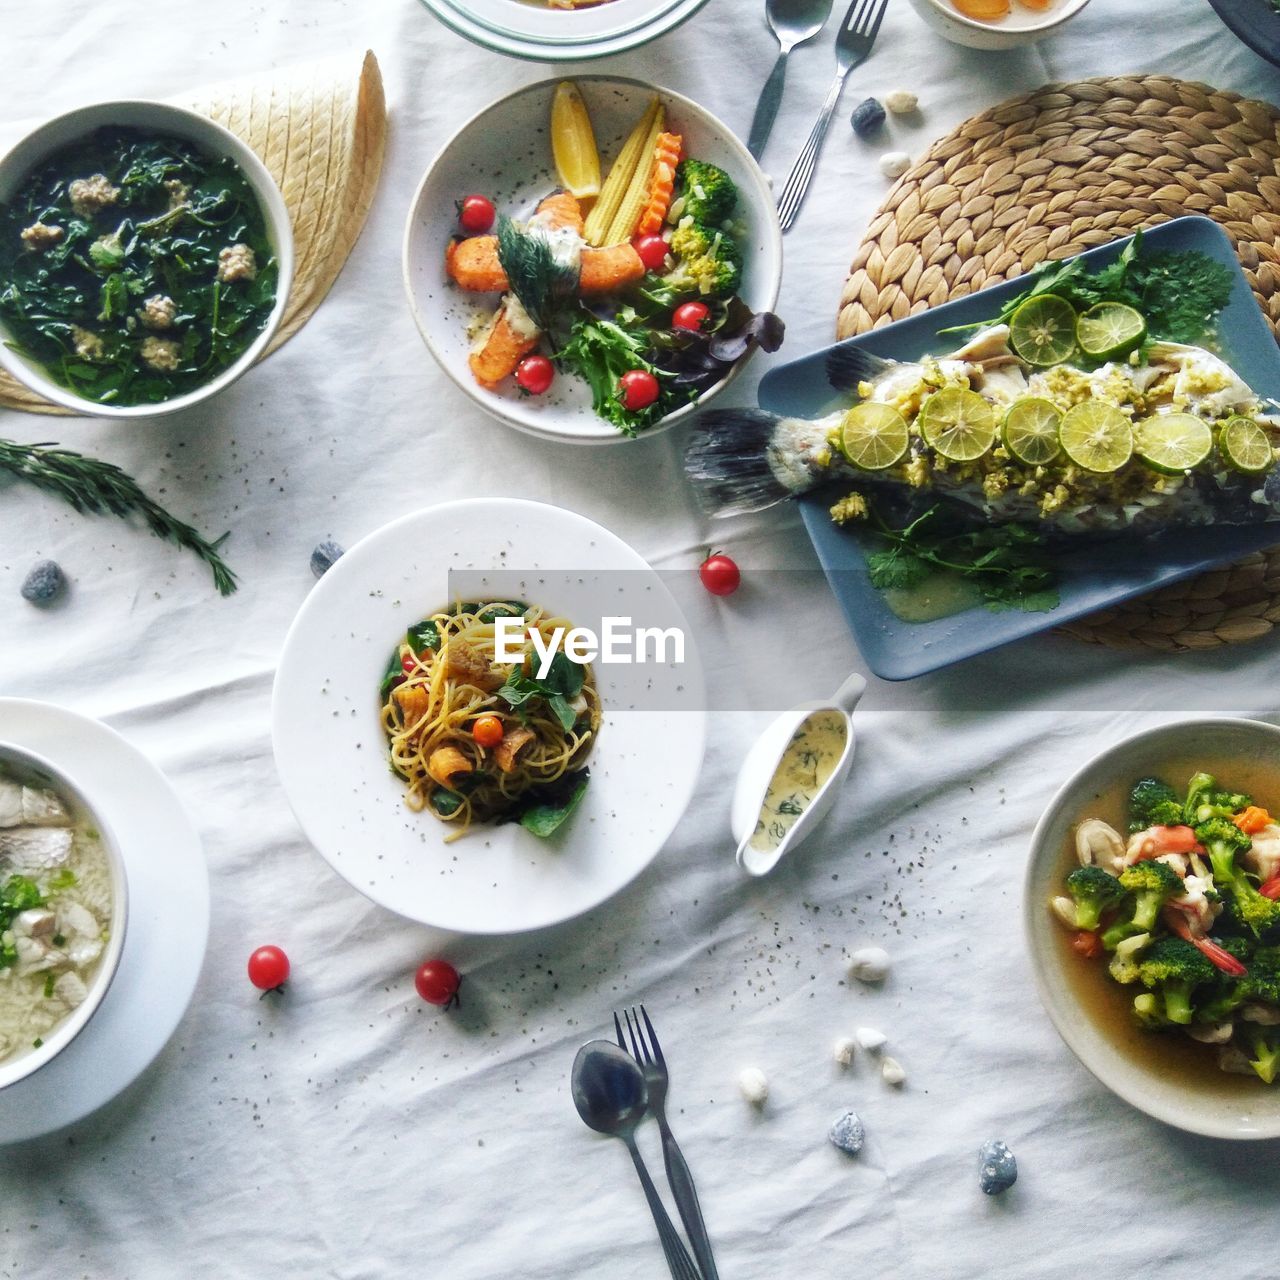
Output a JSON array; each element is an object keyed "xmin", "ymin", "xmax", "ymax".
[
  {"xmin": 684, "ymin": 216, "xmax": 1280, "ymax": 678},
  {"xmin": 403, "ymin": 77, "xmax": 783, "ymax": 444}
]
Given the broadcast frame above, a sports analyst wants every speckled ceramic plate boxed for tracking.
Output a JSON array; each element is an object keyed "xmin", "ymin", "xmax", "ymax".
[
  {"xmin": 402, "ymin": 75, "xmax": 781, "ymax": 445},
  {"xmin": 271, "ymin": 498, "xmax": 707, "ymax": 934}
]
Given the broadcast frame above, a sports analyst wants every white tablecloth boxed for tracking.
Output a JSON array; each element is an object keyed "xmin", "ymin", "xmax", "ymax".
[{"xmin": 6, "ymin": 1, "xmax": 1280, "ymax": 1275}]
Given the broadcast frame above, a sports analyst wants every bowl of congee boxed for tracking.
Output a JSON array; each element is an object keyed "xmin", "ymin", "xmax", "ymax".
[
  {"xmin": 0, "ymin": 101, "xmax": 292, "ymax": 417},
  {"xmin": 0, "ymin": 741, "xmax": 127, "ymax": 1091}
]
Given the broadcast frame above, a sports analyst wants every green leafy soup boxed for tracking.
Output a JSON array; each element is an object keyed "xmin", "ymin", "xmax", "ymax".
[{"xmin": 0, "ymin": 126, "xmax": 278, "ymax": 406}]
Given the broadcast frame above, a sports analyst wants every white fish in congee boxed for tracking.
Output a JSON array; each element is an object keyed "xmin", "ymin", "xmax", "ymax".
[
  {"xmin": 683, "ymin": 325, "xmax": 1280, "ymax": 535},
  {"xmin": 0, "ymin": 769, "xmax": 114, "ymax": 1064}
]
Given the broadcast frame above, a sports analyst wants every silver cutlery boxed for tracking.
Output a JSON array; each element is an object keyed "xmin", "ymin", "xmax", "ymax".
[
  {"xmin": 572, "ymin": 1041, "xmax": 703, "ymax": 1280},
  {"xmin": 747, "ymin": 0, "xmax": 835, "ymax": 160},
  {"xmin": 616, "ymin": 1007, "xmax": 719, "ymax": 1280},
  {"xmin": 776, "ymin": 0, "xmax": 890, "ymax": 232}
]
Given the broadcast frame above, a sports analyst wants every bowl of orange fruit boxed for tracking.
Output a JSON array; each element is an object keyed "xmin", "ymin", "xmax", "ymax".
[{"xmin": 906, "ymin": 0, "xmax": 1091, "ymax": 48}]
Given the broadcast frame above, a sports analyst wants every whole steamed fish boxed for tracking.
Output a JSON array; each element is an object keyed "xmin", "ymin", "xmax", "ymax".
[{"xmin": 684, "ymin": 326, "xmax": 1280, "ymax": 535}]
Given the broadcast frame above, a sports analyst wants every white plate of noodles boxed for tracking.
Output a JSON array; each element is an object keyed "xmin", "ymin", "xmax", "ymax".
[{"xmin": 271, "ymin": 498, "xmax": 706, "ymax": 934}]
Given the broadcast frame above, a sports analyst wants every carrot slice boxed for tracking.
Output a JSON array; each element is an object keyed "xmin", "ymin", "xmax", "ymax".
[
  {"xmin": 634, "ymin": 133, "xmax": 683, "ymax": 239},
  {"xmin": 1234, "ymin": 806, "xmax": 1273, "ymax": 835}
]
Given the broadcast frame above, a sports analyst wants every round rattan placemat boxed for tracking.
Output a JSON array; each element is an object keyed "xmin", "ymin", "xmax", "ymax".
[{"xmin": 836, "ymin": 74, "xmax": 1280, "ymax": 653}]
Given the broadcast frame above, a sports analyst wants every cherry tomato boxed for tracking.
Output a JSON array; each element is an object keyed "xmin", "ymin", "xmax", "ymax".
[
  {"xmin": 618, "ymin": 369, "xmax": 660, "ymax": 412},
  {"xmin": 699, "ymin": 552, "xmax": 740, "ymax": 597},
  {"xmin": 633, "ymin": 234, "xmax": 669, "ymax": 272},
  {"xmin": 415, "ymin": 959, "xmax": 462, "ymax": 1009},
  {"xmin": 472, "ymin": 714, "xmax": 504, "ymax": 748},
  {"xmin": 247, "ymin": 945, "xmax": 290, "ymax": 992},
  {"xmin": 672, "ymin": 301, "xmax": 710, "ymax": 332},
  {"xmin": 515, "ymin": 354, "xmax": 555, "ymax": 396},
  {"xmin": 401, "ymin": 652, "xmax": 418, "ymax": 674},
  {"xmin": 458, "ymin": 194, "xmax": 496, "ymax": 235}
]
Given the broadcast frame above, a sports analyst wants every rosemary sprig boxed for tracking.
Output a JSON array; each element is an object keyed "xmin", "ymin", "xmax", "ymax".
[{"xmin": 0, "ymin": 438, "xmax": 237, "ymax": 595}]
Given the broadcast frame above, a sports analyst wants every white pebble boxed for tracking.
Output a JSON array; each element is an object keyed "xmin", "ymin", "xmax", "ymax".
[
  {"xmin": 833, "ymin": 1035, "xmax": 857, "ymax": 1068},
  {"xmin": 878, "ymin": 151, "xmax": 910, "ymax": 180},
  {"xmin": 881, "ymin": 1056, "xmax": 907, "ymax": 1087},
  {"xmin": 848, "ymin": 946, "xmax": 891, "ymax": 983},
  {"xmin": 738, "ymin": 1066, "xmax": 769, "ymax": 1106},
  {"xmin": 856, "ymin": 1026, "xmax": 888, "ymax": 1052},
  {"xmin": 884, "ymin": 90, "xmax": 918, "ymax": 115}
]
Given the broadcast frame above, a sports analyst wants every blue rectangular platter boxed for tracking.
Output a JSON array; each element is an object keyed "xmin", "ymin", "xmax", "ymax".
[{"xmin": 757, "ymin": 216, "xmax": 1280, "ymax": 681}]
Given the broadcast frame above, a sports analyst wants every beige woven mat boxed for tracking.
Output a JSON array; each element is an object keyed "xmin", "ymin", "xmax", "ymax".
[
  {"xmin": 0, "ymin": 49, "xmax": 386, "ymax": 416},
  {"xmin": 836, "ymin": 74, "xmax": 1280, "ymax": 654}
]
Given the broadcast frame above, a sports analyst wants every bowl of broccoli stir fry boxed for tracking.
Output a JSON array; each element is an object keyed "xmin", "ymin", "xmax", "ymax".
[{"xmin": 1026, "ymin": 717, "xmax": 1280, "ymax": 1138}]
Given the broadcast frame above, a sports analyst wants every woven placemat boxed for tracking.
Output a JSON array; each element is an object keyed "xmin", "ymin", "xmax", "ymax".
[
  {"xmin": 0, "ymin": 49, "xmax": 387, "ymax": 416},
  {"xmin": 836, "ymin": 74, "xmax": 1280, "ymax": 654}
]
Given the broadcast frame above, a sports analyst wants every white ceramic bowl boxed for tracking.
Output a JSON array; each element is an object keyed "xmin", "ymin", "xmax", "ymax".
[
  {"xmin": 417, "ymin": 0, "xmax": 711, "ymax": 61},
  {"xmin": 271, "ymin": 497, "xmax": 707, "ymax": 934},
  {"xmin": 403, "ymin": 75, "xmax": 783, "ymax": 445},
  {"xmin": 0, "ymin": 100, "xmax": 293, "ymax": 419},
  {"xmin": 1025, "ymin": 716, "xmax": 1280, "ymax": 1140},
  {"xmin": 0, "ymin": 741, "xmax": 128, "ymax": 1092},
  {"xmin": 907, "ymin": 0, "xmax": 1091, "ymax": 48}
]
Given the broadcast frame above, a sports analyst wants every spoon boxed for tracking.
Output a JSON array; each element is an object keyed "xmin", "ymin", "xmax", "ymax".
[
  {"xmin": 730, "ymin": 671, "xmax": 866, "ymax": 876},
  {"xmin": 571, "ymin": 1041, "xmax": 702, "ymax": 1280},
  {"xmin": 747, "ymin": 0, "xmax": 836, "ymax": 160}
]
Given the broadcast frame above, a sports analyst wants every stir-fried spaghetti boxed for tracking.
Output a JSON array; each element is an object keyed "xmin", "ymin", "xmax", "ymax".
[{"xmin": 379, "ymin": 602, "xmax": 599, "ymax": 840}]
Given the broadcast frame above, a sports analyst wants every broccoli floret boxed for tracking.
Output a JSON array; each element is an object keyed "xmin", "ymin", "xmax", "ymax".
[
  {"xmin": 1197, "ymin": 816, "xmax": 1251, "ymax": 884},
  {"xmin": 674, "ymin": 159, "xmax": 737, "ymax": 226},
  {"xmin": 1132, "ymin": 991, "xmax": 1174, "ymax": 1029},
  {"xmin": 1195, "ymin": 788, "xmax": 1253, "ymax": 823},
  {"xmin": 1244, "ymin": 1026, "xmax": 1280, "ymax": 1084},
  {"xmin": 1108, "ymin": 931, "xmax": 1151, "ymax": 984},
  {"xmin": 1118, "ymin": 860, "xmax": 1183, "ymax": 932},
  {"xmin": 1242, "ymin": 946, "xmax": 1280, "ymax": 1005},
  {"xmin": 1136, "ymin": 937, "xmax": 1217, "ymax": 1024},
  {"xmin": 1183, "ymin": 772, "xmax": 1217, "ymax": 825},
  {"xmin": 657, "ymin": 218, "xmax": 744, "ymax": 299},
  {"xmin": 1102, "ymin": 906, "xmax": 1145, "ymax": 952},
  {"xmin": 1066, "ymin": 866, "xmax": 1125, "ymax": 931},
  {"xmin": 1198, "ymin": 818, "xmax": 1280, "ymax": 940},
  {"xmin": 1195, "ymin": 937, "xmax": 1254, "ymax": 1021},
  {"xmin": 1129, "ymin": 777, "xmax": 1183, "ymax": 831}
]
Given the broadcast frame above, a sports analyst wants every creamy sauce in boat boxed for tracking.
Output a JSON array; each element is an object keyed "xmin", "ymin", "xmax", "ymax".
[{"xmin": 749, "ymin": 711, "xmax": 846, "ymax": 853}]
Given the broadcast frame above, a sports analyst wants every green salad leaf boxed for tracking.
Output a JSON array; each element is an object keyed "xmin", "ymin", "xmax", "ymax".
[{"xmin": 515, "ymin": 769, "xmax": 590, "ymax": 838}]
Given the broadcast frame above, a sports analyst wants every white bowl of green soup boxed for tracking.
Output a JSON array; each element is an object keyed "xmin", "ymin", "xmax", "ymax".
[{"xmin": 0, "ymin": 100, "xmax": 292, "ymax": 417}]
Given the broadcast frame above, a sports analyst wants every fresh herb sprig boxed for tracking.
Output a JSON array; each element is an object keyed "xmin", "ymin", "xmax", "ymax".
[
  {"xmin": 494, "ymin": 215, "xmax": 579, "ymax": 330},
  {"xmin": 0, "ymin": 438, "xmax": 237, "ymax": 594},
  {"xmin": 944, "ymin": 230, "xmax": 1235, "ymax": 345},
  {"xmin": 864, "ymin": 502, "xmax": 1059, "ymax": 613},
  {"xmin": 497, "ymin": 650, "xmax": 586, "ymax": 731}
]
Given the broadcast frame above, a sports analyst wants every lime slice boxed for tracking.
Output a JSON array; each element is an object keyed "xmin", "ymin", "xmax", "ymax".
[
  {"xmin": 1002, "ymin": 397, "xmax": 1063, "ymax": 466},
  {"xmin": 1133, "ymin": 412, "xmax": 1213, "ymax": 474},
  {"xmin": 1008, "ymin": 294, "xmax": 1078, "ymax": 366},
  {"xmin": 919, "ymin": 387, "xmax": 997, "ymax": 462},
  {"xmin": 551, "ymin": 81, "xmax": 601, "ymax": 201},
  {"xmin": 1059, "ymin": 402, "xmax": 1134, "ymax": 473},
  {"xmin": 1076, "ymin": 302, "xmax": 1147, "ymax": 361},
  {"xmin": 1220, "ymin": 415, "xmax": 1274, "ymax": 474},
  {"xmin": 838, "ymin": 402, "xmax": 911, "ymax": 471}
]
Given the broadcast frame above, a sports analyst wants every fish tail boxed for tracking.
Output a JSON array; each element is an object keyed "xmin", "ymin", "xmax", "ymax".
[
  {"xmin": 684, "ymin": 409, "xmax": 823, "ymax": 517},
  {"xmin": 824, "ymin": 343, "xmax": 894, "ymax": 394}
]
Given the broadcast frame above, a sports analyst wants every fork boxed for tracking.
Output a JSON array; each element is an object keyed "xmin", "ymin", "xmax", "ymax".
[
  {"xmin": 616, "ymin": 1007, "xmax": 719, "ymax": 1280},
  {"xmin": 776, "ymin": 0, "xmax": 890, "ymax": 232}
]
